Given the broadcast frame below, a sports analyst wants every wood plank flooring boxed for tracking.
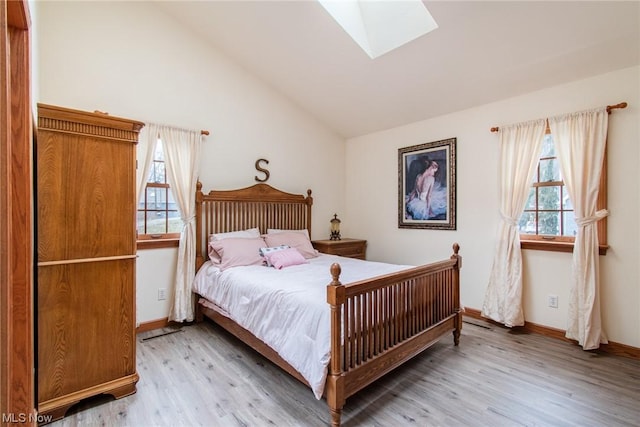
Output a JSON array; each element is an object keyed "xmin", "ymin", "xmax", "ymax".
[{"xmin": 48, "ymin": 317, "xmax": 640, "ymax": 426}]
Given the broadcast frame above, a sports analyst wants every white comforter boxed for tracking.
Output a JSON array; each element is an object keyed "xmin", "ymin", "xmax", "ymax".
[{"xmin": 192, "ymin": 254, "xmax": 412, "ymax": 399}]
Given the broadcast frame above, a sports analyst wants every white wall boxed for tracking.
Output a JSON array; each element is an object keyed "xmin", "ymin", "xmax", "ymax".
[
  {"xmin": 34, "ymin": 1, "xmax": 346, "ymax": 325},
  {"xmin": 346, "ymin": 66, "xmax": 640, "ymax": 347}
]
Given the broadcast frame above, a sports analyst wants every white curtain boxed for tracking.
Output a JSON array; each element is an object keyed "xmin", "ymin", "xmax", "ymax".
[
  {"xmin": 482, "ymin": 119, "xmax": 546, "ymax": 327},
  {"xmin": 136, "ymin": 123, "xmax": 159, "ymax": 205},
  {"xmin": 159, "ymin": 126, "xmax": 202, "ymax": 322},
  {"xmin": 549, "ymin": 108, "xmax": 609, "ymax": 350}
]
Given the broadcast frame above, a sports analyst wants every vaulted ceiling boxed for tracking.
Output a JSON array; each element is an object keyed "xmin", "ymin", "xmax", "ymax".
[{"xmin": 156, "ymin": 1, "xmax": 640, "ymax": 138}]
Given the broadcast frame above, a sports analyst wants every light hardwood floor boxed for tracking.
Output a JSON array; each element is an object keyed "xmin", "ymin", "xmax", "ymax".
[{"xmin": 48, "ymin": 317, "xmax": 640, "ymax": 427}]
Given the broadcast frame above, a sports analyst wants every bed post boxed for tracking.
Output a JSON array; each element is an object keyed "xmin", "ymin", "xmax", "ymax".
[
  {"xmin": 451, "ymin": 243, "xmax": 462, "ymax": 346},
  {"xmin": 305, "ymin": 189, "xmax": 313, "ymax": 238},
  {"xmin": 195, "ymin": 180, "xmax": 204, "ymax": 271},
  {"xmin": 326, "ymin": 263, "xmax": 345, "ymax": 427},
  {"xmin": 194, "ymin": 181, "xmax": 204, "ymax": 323}
]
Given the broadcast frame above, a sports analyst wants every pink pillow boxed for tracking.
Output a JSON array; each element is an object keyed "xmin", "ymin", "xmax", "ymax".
[
  {"xmin": 264, "ymin": 232, "xmax": 318, "ymax": 259},
  {"xmin": 209, "ymin": 237, "xmax": 266, "ymax": 270},
  {"xmin": 265, "ymin": 248, "xmax": 307, "ymax": 270},
  {"xmin": 208, "ymin": 228, "xmax": 261, "ymax": 262},
  {"xmin": 259, "ymin": 245, "xmax": 290, "ymax": 267}
]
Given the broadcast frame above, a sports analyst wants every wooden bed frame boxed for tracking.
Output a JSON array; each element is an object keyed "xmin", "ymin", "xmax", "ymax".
[{"xmin": 194, "ymin": 182, "xmax": 462, "ymax": 426}]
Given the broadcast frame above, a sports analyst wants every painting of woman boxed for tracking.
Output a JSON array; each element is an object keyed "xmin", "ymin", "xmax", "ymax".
[
  {"xmin": 398, "ymin": 137, "xmax": 456, "ymax": 229},
  {"xmin": 406, "ymin": 159, "xmax": 440, "ymax": 220}
]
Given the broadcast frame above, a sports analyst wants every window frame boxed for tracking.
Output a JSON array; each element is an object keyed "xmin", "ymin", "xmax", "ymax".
[
  {"xmin": 520, "ymin": 131, "xmax": 608, "ymax": 255},
  {"xmin": 137, "ymin": 142, "xmax": 180, "ymax": 249}
]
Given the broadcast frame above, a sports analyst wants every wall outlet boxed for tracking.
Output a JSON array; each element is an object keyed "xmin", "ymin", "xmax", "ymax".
[
  {"xmin": 158, "ymin": 288, "xmax": 167, "ymax": 301},
  {"xmin": 547, "ymin": 294, "xmax": 558, "ymax": 308}
]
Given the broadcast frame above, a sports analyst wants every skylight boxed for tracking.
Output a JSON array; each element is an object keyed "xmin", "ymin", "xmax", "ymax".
[{"xmin": 318, "ymin": 0, "xmax": 438, "ymax": 59}]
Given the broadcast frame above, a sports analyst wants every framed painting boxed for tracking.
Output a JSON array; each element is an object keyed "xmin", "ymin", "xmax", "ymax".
[{"xmin": 398, "ymin": 137, "xmax": 456, "ymax": 230}]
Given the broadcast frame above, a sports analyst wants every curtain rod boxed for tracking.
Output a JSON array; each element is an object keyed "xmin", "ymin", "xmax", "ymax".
[
  {"xmin": 490, "ymin": 102, "xmax": 628, "ymax": 133},
  {"xmin": 97, "ymin": 114, "xmax": 210, "ymax": 135},
  {"xmin": 152, "ymin": 125, "xmax": 209, "ymax": 136},
  {"xmin": 157, "ymin": 129, "xmax": 209, "ymax": 137}
]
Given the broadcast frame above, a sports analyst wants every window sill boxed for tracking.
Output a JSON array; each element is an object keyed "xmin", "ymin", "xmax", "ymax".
[
  {"xmin": 137, "ymin": 239, "xmax": 179, "ymax": 250},
  {"xmin": 521, "ymin": 239, "xmax": 608, "ymax": 255}
]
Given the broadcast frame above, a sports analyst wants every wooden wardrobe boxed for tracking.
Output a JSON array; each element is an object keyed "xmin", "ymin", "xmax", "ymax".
[{"xmin": 36, "ymin": 104, "xmax": 144, "ymax": 420}]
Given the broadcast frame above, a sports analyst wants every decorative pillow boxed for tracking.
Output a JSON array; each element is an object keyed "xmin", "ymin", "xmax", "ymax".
[
  {"xmin": 264, "ymin": 232, "xmax": 318, "ymax": 259},
  {"xmin": 266, "ymin": 228, "xmax": 310, "ymax": 239},
  {"xmin": 209, "ymin": 237, "xmax": 266, "ymax": 270},
  {"xmin": 265, "ymin": 247, "xmax": 307, "ymax": 270},
  {"xmin": 208, "ymin": 227, "xmax": 261, "ymax": 262},
  {"xmin": 259, "ymin": 245, "xmax": 290, "ymax": 267}
]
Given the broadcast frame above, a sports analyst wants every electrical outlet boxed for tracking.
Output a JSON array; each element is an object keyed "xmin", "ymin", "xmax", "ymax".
[
  {"xmin": 547, "ymin": 294, "xmax": 558, "ymax": 308},
  {"xmin": 158, "ymin": 288, "xmax": 167, "ymax": 301}
]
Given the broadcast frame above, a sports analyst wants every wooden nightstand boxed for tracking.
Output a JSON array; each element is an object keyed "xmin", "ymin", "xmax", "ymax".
[{"xmin": 311, "ymin": 238, "xmax": 367, "ymax": 260}]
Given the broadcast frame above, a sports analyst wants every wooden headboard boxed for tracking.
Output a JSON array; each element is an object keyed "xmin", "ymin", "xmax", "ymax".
[{"xmin": 195, "ymin": 181, "xmax": 313, "ymax": 270}]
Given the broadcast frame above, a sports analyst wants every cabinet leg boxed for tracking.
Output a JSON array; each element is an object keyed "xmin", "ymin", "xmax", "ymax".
[{"xmin": 109, "ymin": 382, "xmax": 137, "ymax": 400}]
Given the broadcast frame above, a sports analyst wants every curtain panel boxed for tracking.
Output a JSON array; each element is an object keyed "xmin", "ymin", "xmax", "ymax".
[
  {"xmin": 482, "ymin": 119, "xmax": 546, "ymax": 327},
  {"xmin": 549, "ymin": 108, "xmax": 609, "ymax": 350},
  {"xmin": 136, "ymin": 123, "xmax": 159, "ymax": 206},
  {"xmin": 158, "ymin": 126, "xmax": 202, "ymax": 322},
  {"xmin": 137, "ymin": 123, "xmax": 203, "ymax": 322}
]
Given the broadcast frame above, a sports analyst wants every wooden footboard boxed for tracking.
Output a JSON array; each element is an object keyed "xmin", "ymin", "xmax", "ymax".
[{"xmin": 325, "ymin": 243, "xmax": 462, "ymax": 426}]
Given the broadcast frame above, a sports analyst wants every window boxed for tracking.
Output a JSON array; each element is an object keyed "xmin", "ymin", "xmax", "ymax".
[
  {"xmin": 519, "ymin": 134, "xmax": 577, "ymax": 241},
  {"xmin": 519, "ymin": 133, "xmax": 608, "ymax": 254},
  {"xmin": 318, "ymin": 0, "xmax": 438, "ymax": 59},
  {"xmin": 137, "ymin": 140, "xmax": 181, "ymax": 244}
]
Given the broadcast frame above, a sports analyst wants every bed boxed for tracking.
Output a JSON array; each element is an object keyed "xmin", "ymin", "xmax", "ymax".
[{"xmin": 193, "ymin": 182, "xmax": 462, "ymax": 426}]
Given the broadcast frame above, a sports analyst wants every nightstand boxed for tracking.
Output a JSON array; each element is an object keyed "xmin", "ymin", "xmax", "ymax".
[{"xmin": 311, "ymin": 238, "xmax": 367, "ymax": 260}]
